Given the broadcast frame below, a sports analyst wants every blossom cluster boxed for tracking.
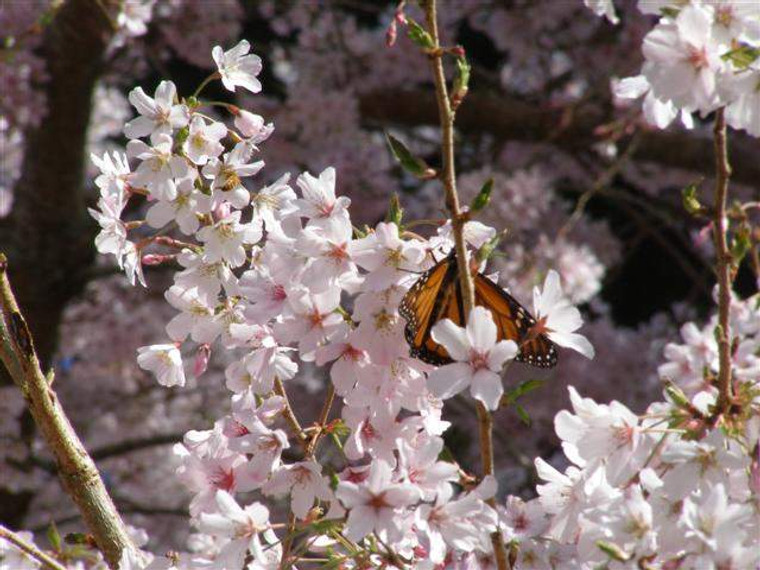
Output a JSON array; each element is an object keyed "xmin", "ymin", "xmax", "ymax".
[
  {"xmin": 591, "ymin": 0, "xmax": 760, "ymax": 134},
  {"xmin": 69, "ymin": 39, "xmax": 598, "ymax": 569}
]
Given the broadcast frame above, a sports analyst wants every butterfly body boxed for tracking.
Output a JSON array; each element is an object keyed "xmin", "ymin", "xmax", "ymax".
[{"xmin": 399, "ymin": 251, "xmax": 558, "ymax": 368}]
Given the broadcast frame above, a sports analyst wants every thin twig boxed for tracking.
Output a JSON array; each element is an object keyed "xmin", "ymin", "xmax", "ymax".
[
  {"xmin": 711, "ymin": 109, "xmax": 734, "ymax": 416},
  {"xmin": 273, "ymin": 377, "xmax": 307, "ymax": 445},
  {"xmin": 0, "ymin": 255, "xmax": 133, "ymax": 568},
  {"xmin": 0, "ymin": 526, "xmax": 67, "ymax": 570},
  {"xmin": 422, "ymin": 3, "xmax": 509, "ymax": 569}
]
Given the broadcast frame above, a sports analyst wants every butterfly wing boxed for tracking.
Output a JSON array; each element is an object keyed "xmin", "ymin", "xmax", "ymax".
[
  {"xmin": 399, "ymin": 255, "xmax": 459, "ymax": 365},
  {"xmin": 473, "ymin": 274, "xmax": 558, "ymax": 369}
]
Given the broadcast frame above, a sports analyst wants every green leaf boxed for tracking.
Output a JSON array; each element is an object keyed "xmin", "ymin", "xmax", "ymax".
[
  {"xmin": 664, "ymin": 380, "xmax": 692, "ymax": 411},
  {"xmin": 722, "ymin": 45, "xmax": 760, "ymax": 69},
  {"xmin": 406, "ymin": 18, "xmax": 435, "ymax": 50},
  {"xmin": 515, "ymin": 404, "xmax": 531, "ymax": 426},
  {"xmin": 504, "ymin": 379, "xmax": 544, "ymax": 405},
  {"xmin": 730, "ymin": 226, "xmax": 751, "ymax": 264},
  {"xmin": 682, "ymin": 182, "xmax": 703, "ymax": 215},
  {"xmin": 470, "ymin": 178, "xmax": 493, "ymax": 213},
  {"xmin": 660, "ymin": 7, "xmax": 680, "ymax": 18},
  {"xmin": 451, "ymin": 56, "xmax": 471, "ymax": 108},
  {"xmin": 385, "ymin": 132, "xmax": 432, "ymax": 178},
  {"xmin": 47, "ymin": 522, "xmax": 62, "ymax": 553},
  {"xmin": 386, "ymin": 192, "xmax": 404, "ymax": 227}
]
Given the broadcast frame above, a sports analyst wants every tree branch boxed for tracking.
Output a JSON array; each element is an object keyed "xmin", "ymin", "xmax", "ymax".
[
  {"xmin": 0, "ymin": 525, "xmax": 67, "ymax": 570},
  {"xmin": 358, "ymin": 89, "xmax": 760, "ymax": 189},
  {"xmin": 712, "ymin": 109, "xmax": 733, "ymax": 416},
  {"xmin": 422, "ymin": 3, "xmax": 509, "ymax": 569},
  {"xmin": 0, "ymin": 256, "xmax": 133, "ymax": 569}
]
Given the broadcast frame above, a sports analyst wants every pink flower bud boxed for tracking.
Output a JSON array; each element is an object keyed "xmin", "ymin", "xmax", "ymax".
[
  {"xmin": 395, "ymin": 10, "xmax": 407, "ymax": 25},
  {"xmin": 451, "ymin": 45, "xmax": 466, "ymax": 58},
  {"xmin": 142, "ymin": 254, "xmax": 167, "ymax": 266},
  {"xmin": 194, "ymin": 344, "xmax": 211, "ymax": 378},
  {"xmin": 234, "ymin": 110, "xmax": 265, "ymax": 138},
  {"xmin": 386, "ymin": 20, "xmax": 397, "ymax": 47}
]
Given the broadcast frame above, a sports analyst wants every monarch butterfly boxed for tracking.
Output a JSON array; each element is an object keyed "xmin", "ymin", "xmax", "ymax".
[{"xmin": 398, "ymin": 250, "xmax": 558, "ymax": 368}]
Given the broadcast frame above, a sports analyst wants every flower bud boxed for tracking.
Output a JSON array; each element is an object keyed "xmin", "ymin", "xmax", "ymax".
[
  {"xmin": 234, "ymin": 110, "xmax": 265, "ymax": 138},
  {"xmin": 194, "ymin": 344, "xmax": 211, "ymax": 378}
]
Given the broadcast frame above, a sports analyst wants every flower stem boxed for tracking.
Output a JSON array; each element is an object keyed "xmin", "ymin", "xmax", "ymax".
[
  {"xmin": 0, "ymin": 526, "xmax": 67, "ymax": 570},
  {"xmin": 422, "ymin": 3, "xmax": 509, "ymax": 569},
  {"xmin": 712, "ymin": 108, "xmax": 733, "ymax": 417}
]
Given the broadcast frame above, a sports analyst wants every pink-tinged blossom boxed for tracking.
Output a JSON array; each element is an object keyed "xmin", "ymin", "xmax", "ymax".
[
  {"xmin": 183, "ymin": 115, "xmax": 227, "ymax": 165},
  {"xmin": 124, "ymin": 80, "xmax": 188, "ymax": 141},
  {"xmin": 351, "ymin": 288, "xmax": 407, "ymax": 366},
  {"xmin": 89, "ymin": 199, "xmax": 128, "ymax": 261},
  {"xmin": 197, "ymin": 210, "xmax": 262, "ymax": 267},
  {"xmin": 350, "ymin": 222, "xmax": 426, "ymax": 291},
  {"xmin": 293, "ymin": 167, "xmax": 351, "ymax": 233},
  {"xmin": 202, "ymin": 142, "xmax": 264, "ymax": 209},
  {"xmin": 397, "ymin": 437, "xmax": 458, "ymax": 501},
  {"xmin": 225, "ymin": 339, "xmax": 298, "ymax": 394},
  {"xmin": 165, "ymin": 285, "xmax": 222, "ymax": 344},
  {"xmin": 116, "ymin": 0, "xmax": 155, "ymax": 37},
  {"xmin": 250, "ymin": 173, "xmax": 298, "ymax": 230},
  {"xmin": 612, "ymin": 74, "xmax": 694, "ymax": 129},
  {"xmin": 296, "ymin": 217, "xmax": 359, "ymax": 293},
  {"xmin": 498, "ymin": 496, "xmax": 549, "ymax": 544},
  {"xmin": 275, "ymin": 288, "xmax": 346, "ymax": 360},
  {"xmin": 263, "ymin": 460, "xmax": 332, "ymax": 520},
  {"xmin": 174, "ymin": 445, "xmax": 251, "ymax": 516},
  {"xmin": 660, "ymin": 429, "xmax": 747, "ymax": 500},
  {"xmin": 532, "ymin": 270, "xmax": 595, "ymax": 360},
  {"xmin": 233, "ymin": 109, "xmax": 274, "ymax": 144},
  {"xmin": 342, "ymin": 404, "xmax": 402, "ymax": 463},
  {"xmin": 137, "ymin": 344, "xmax": 186, "ymax": 387},
  {"xmin": 175, "ymin": 249, "xmax": 237, "ymax": 305},
  {"xmin": 212, "ymin": 40, "xmax": 263, "ymax": 94},
  {"xmin": 554, "ymin": 387, "xmax": 653, "ymax": 484},
  {"xmin": 535, "ymin": 459, "xmax": 618, "ymax": 542},
  {"xmin": 91, "ymin": 150, "xmax": 131, "ymax": 209},
  {"xmin": 335, "ymin": 460, "xmax": 420, "ymax": 542},
  {"xmin": 428, "ymin": 306, "xmax": 518, "ymax": 410},
  {"xmin": 145, "ymin": 174, "xmax": 210, "ymax": 235},
  {"xmin": 681, "ymin": 483, "xmax": 753, "ymax": 553},
  {"xmin": 415, "ymin": 479, "xmax": 499, "ymax": 563},
  {"xmin": 315, "ymin": 333, "xmax": 370, "ymax": 397},
  {"xmin": 642, "ymin": 4, "xmax": 726, "ymax": 113},
  {"xmin": 197, "ymin": 491, "xmax": 274, "ymax": 568},
  {"xmin": 722, "ymin": 64, "xmax": 760, "ymax": 137},
  {"xmin": 127, "ymin": 134, "xmax": 190, "ymax": 201}
]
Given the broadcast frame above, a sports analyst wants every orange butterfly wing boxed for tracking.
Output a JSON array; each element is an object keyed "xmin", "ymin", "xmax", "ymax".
[
  {"xmin": 400, "ymin": 251, "xmax": 558, "ymax": 369},
  {"xmin": 399, "ymin": 255, "xmax": 460, "ymax": 365},
  {"xmin": 473, "ymin": 274, "xmax": 558, "ymax": 368}
]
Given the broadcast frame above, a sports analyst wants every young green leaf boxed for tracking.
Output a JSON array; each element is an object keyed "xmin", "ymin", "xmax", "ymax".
[
  {"xmin": 406, "ymin": 18, "xmax": 435, "ymax": 50},
  {"xmin": 470, "ymin": 178, "xmax": 493, "ymax": 212},
  {"xmin": 514, "ymin": 404, "xmax": 532, "ymax": 426},
  {"xmin": 385, "ymin": 132, "xmax": 433, "ymax": 178},
  {"xmin": 387, "ymin": 192, "xmax": 404, "ymax": 227}
]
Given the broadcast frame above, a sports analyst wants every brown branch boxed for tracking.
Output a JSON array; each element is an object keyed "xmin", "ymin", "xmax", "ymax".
[
  {"xmin": 0, "ymin": 525, "xmax": 67, "ymax": 570},
  {"xmin": 421, "ymin": 3, "xmax": 509, "ymax": 569},
  {"xmin": 0, "ymin": 256, "xmax": 133, "ymax": 569},
  {"xmin": 358, "ymin": 89, "xmax": 760, "ymax": 189},
  {"xmin": 712, "ymin": 109, "xmax": 733, "ymax": 416}
]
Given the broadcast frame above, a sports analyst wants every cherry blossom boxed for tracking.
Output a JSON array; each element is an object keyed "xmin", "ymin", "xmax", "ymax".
[
  {"xmin": 428, "ymin": 305, "xmax": 518, "ymax": 410},
  {"xmin": 136, "ymin": 344, "xmax": 186, "ymax": 387},
  {"xmin": 212, "ymin": 40, "xmax": 263, "ymax": 94},
  {"xmin": 124, "ymin": 80, "xmax": 188, "ymax": 141},
  {"xmin": 335, "ymin": 460, "xmax": 420, "ymax": 541},
  {"xmin": 532, "ymin": 270, "xmax": 595, "ymax": 360}
]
